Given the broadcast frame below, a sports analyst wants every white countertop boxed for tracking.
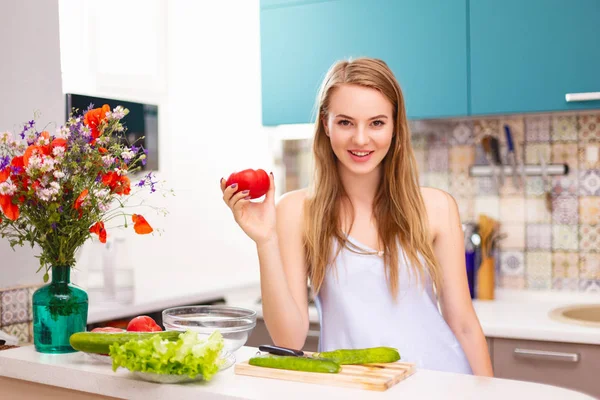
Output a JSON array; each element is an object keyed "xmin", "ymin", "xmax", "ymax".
[
  {"xmin": 234, "ymin": 288, "xmax": 600, "ymax": 345},
  {"xmin": 89, "ymin": 282, "xmax": 600, "ymax": 346},
  {"xmin": 472, "ymin": 289, "xmax": 600, "ymax": 345},
  {"xmin": 0, "ymin": 345, "xmax": 594, "ymax": 400},
  {"xmin": 88, "ymin": 282, "xmax": 260, "ymax": 324}
]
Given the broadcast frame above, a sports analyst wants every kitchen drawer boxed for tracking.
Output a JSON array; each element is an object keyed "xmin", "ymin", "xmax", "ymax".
[
  {"xmin": 486, "ymin": 337, "xmax": 493, "ymax": 365},
  {"xmin": 304, "ymin": 323, "xmax": 320, "ymax": 352},
  {"xmin": 492, "ymin": 338, "xmax": 600, "ymax": 398},
  {"xmin": 247, "ymin": 318, "xmax": 320, "ymax": 352}
]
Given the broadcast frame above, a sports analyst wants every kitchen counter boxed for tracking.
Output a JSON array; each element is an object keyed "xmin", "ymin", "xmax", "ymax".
[
  {"xmin": 0, "ymin": 345, "xmax": 594, "ymax": 400},
  {"xmin": 472, "ymin": 289, "xmax": 600, "ymax": 345},
  {"xmin": 88, "ymin": 283, "xmax": 600, "ymax": 345},
  {"xmin": 88, "ymin": 281, "xmax": 259, "ymax": 324},
  {"xmin": 234, "ymin": 288, "xmax": 600, "ymax": 345}
]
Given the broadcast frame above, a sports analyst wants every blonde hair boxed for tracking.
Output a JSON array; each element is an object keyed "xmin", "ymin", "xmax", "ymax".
[{"xmin": 303, "ymin": 57, "xmax": 442, "ymax": 299}]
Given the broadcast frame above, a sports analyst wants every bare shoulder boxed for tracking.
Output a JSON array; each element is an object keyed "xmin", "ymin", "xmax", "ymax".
[
  {"xmin": 275, "ymin": 188, "xmax": 308, "ymax": 224},
  {"xmin": 420, "ymin": 187, "xmax": 459, "ymax": 235},
  {"xmin": 420, "ymin": 187, "xmax": 457, "ymax": 212}
]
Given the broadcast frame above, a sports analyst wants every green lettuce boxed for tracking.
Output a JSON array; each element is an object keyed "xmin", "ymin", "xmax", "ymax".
[{"xmin": 109, "ymin": 330, "xmax": 225, "ymax": 380}]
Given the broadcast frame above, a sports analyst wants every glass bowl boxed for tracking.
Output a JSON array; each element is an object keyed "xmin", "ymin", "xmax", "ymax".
[{"xmin": 162, "ymin": 305, "xmax": 257, "ymax": 363}]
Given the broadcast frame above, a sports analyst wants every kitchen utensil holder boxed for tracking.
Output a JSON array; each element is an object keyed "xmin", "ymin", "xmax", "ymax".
[{"xmin": 469, "ymin": 163, "xmax": 568, "ymax": 177}]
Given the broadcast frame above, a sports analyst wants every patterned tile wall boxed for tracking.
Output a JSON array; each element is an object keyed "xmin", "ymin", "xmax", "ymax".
[
  {"xmin": 281, "ymin": 112, "xmax": 600, "ymax": 293},
  {"xmin": 0, "ymin": 284, "xmax": 41, "ymax": 344},
  {"xmin": 413, "ymin": 113, "xmax": 600, "ymax": 293}
]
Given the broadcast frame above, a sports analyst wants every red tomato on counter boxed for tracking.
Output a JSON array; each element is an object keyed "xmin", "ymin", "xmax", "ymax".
[
  {"xmin": 126, "ymin": 316, "xmax": 162, "ymax": 332},
  {"xmin": 91, "ymin": 327, "xmax": 125, "ymax": 333},
  {"xmin": 225, "ymin": 169, "xmax": 270, "ymax": 199}
]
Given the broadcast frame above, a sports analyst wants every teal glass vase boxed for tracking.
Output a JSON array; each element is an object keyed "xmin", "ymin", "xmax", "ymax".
[{"xmin": 32, "ymin": 266, "xmax": 88, "ymax": 353}]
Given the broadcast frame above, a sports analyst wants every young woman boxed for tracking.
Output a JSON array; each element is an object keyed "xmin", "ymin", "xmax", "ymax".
[{"xmin": 221, "ymin": 58, "xmax": 493, "ymax": 376}]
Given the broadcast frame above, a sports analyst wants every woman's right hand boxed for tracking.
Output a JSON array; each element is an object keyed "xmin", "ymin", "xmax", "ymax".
[{"xmin": 220, "ymin": 172, "xmax": 277, "ymax": 245}]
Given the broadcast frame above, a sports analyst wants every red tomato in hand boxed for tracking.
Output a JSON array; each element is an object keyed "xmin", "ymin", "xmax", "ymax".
[
  {"xmin": 91, "ymin": 327, "xmax": 125, "ymax": 333},
  {"xmin": 225, "ymin": 169, "xmax": 270, "ymax": 199},
  {"xmin": 126, "ymin": 316, "xmax": 162, "ymax": 332}
]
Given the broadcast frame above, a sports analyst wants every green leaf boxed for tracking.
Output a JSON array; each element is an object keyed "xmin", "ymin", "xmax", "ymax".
[
  {"xmin": 109, "ymin": 331, "xmax": 224, "ymax": 381},
  {"xmin": 43, "ymin": 273, "xmax": 49, "ymax": 283}
]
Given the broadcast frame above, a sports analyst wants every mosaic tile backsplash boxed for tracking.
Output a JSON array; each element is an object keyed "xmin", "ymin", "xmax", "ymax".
[
  {"xmin": 0, "ymin": 284, "xmax": 40, "ymax": 344},
  {"xmin": 281, "ymin": 112, "xmax": 600, "ymax": 293}
]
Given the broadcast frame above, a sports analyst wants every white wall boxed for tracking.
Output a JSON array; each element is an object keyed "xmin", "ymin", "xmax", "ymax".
[
  {"xmin": 0, "ymin": 0, "xmax": 64, "ymax": 288},
  {"xmin": 59, "ymin": 0, "xmax": 274, "ymax": 301}
]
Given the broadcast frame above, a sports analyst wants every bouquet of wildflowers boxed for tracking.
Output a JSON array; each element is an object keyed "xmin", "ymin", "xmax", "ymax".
[{"xmin": 0, "ymin": 105, "xmax": 169, "ymax": 281}]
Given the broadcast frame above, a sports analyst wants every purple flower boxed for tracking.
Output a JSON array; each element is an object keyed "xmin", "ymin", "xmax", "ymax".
[
  {"xmin": 11, "ymin": 166, "xmax": 23, "ymax": 175},
  {"xmin": 20, "ymin": 124, "xmax": 28, "ymax": 139},
  {"xmin": 131, "ymin": 145, "xmax": 139, "ymax": 153},
  {"xmin": 143, "ymin": 172, "xmax": 157, "ymax": 193},
  {"xmin": 142, "ymin": 158, "xmax": 147, "ymax": 166},
  {"xmin": 28, "ymin": 120, "xmax": 35, "ymax": 128},
  {"xmin": 51, "ymin": 223, "xmax": 57, "ymax": 230},
  {"xmin": 137, "ymin": 172, "xmax": 157, "ymax": 193},
  {"xmin": 86, "ymin": 103, "xmax": 95, "ymax": 112},
  {"xmin": 58, "ymin": 206, "xmax": 63, "ymax": 213},
  {"xmin": 0, "ymin": 155, "xmax": 10, "ymax": 170}
]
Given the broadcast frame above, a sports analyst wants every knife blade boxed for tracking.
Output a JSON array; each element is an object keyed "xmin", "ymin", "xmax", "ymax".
[{"xmin": 258, "ymin": 344, "xmax": 305, "ymax": 357}]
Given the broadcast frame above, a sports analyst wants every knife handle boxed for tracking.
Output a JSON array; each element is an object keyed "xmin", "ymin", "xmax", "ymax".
[
  {"xmin": 258, "ymin": 344, "xmax": 304, "ymax": 357},
  {"xmin": 504, "ymin": 125, "xmax": 515, "ymax": 153}
]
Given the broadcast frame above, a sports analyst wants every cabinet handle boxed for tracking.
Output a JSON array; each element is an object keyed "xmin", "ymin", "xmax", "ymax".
[
  {"xmin": 565, "ymin": 92, "xmax": 600, "ymax": 102},
  {"xmin": 514, "ymin": 348, "xmax": 579, "ymax": 363},
  {"xmin": 307, "ymin": 329, "xmax": 320, "ymax": 338}
]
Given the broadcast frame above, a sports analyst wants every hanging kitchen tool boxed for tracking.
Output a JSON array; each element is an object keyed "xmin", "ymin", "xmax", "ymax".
[
  {"xmin": 539, "ymin": 149, "xmax": 552, "ymax": 212},
  {"xmin": 481, "ymin": 135, "xmax": 499, "ymax": 191},
  {"xmin": 490, "ymin": 136, "xmax": 504, "ymax": 187},
  {"xmin": 504, "ymin": 125, "xmax": 522, "ymax": 189}
]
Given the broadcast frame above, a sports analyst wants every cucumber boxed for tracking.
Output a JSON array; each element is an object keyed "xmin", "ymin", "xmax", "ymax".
[
  {"xmin": 313, "ymin": 347, "xmax": 400, "ymax": 364},
  {"xmin": 70, "ymin": 331, "xmax": 181, "ymax": 354},
  {"xmin": 249, "ymin": 355, "xmax": 341, "ymax": 373}
]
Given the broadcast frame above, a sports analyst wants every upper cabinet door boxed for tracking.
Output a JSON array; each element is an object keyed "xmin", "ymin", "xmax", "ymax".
[
  {"xmin": 470, "ymin": 0, "xmax": 600, "ymax": 115},
  {"xmin": 260, "ymin": 0, "xmax": 468, "ymax": 125}
]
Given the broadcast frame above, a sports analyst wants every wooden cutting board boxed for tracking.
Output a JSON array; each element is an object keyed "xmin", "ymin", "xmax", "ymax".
[{"xmin": 234, "ymin": 356, "xmax": 416, "ymax": 391}]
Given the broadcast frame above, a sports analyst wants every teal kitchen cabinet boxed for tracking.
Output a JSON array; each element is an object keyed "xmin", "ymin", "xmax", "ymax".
[
  {"xmin": 470, "ymin": 0, "xmax": 600, "ymax": 115},
  {"xmin": 260, "ymin": 0, "xmax": 468, "ymax": 125},
  {"xmin": 260, "ymin": 0, "xmax": 332, "ymax": 10}
]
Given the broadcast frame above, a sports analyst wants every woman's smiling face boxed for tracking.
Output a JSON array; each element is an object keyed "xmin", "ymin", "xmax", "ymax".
[{"xmin": 323, "ymin": 84, "xmax": 394, "ymax": 177}]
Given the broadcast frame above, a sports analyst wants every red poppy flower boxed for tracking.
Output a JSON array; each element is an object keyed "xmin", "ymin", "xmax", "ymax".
[
  {"xmin": 0, "ymin": 194, "xmax": 19, "ymax": 221},
  {"xmin": 11, "ymin": 156, "xmax": 24, "ymax": 170},
  {"xmin": 102, "ymin": 172, "xmax": 130, "ymax": 195},
  {"xmin": 89, "ymin": 221, "xmax": 107, "ymax": 243},
  {"xmin": 0, "ymin": 167, "xmax": 9, "ymax": 183},
  {"xmin": 84, "ymin": 104, "xmax": 110, "ymax": 140},
  {"xmin": 73, "ymin": 189, "xmax": 88, "ymax": 218},
  {"xmin": 99, "ymin": 147, "xmax": 108, "ymax": 154},
  {"xmin": 51, "ymin": 138, "xmax": 68, "ymax": 152},
  {"xmin": 132, "ymin": 214, "xmax": 153, "ymax": 235},
  {"xmin": 113, "ymin": 175, "xmax": 131, "ymax": 195},
  {"xmin": 23, "ymin": 145, "xmax": 44, "ymax": 167}
]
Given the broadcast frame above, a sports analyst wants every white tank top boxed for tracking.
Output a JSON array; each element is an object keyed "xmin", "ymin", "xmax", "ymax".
[{"xmin": 314, "ymin": 235, "xmax": 473, "ymax": 374}]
